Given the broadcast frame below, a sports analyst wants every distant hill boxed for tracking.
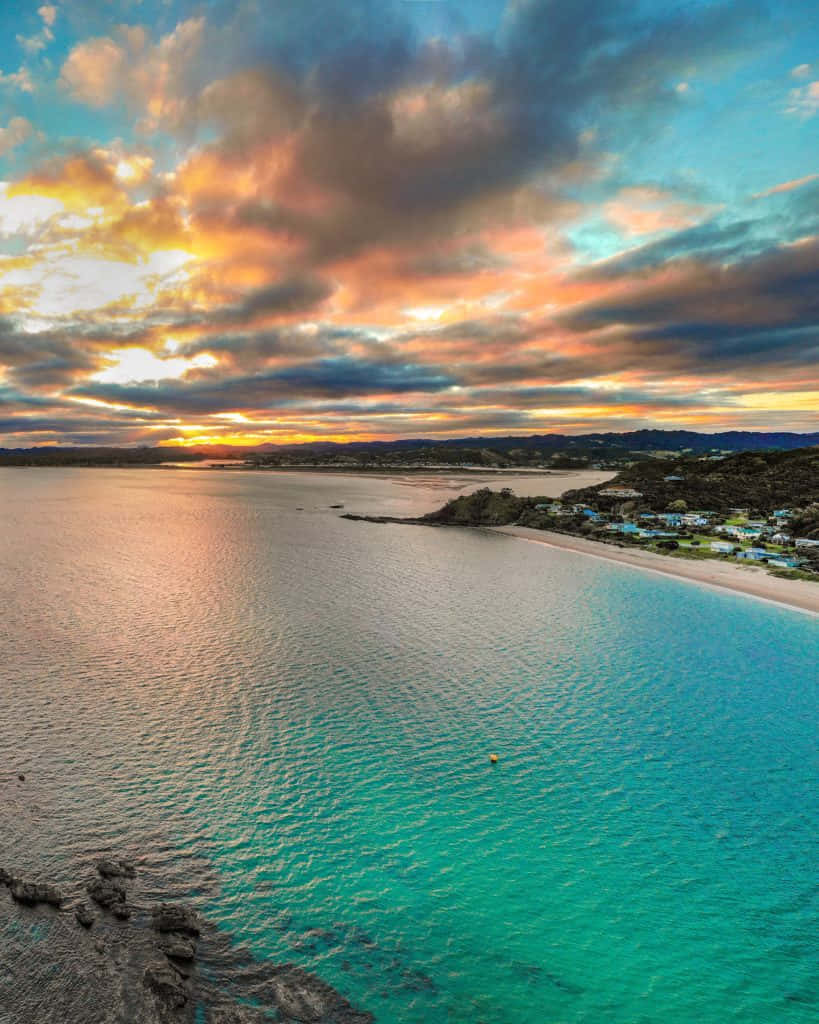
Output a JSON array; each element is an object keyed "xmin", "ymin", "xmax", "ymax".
[
  {"xmin": 563, "ymin": 447, "xmax": 819, "ymax": 516},
  {"xmin": 236, "ymin": 429, "xmax": 819, "ymax": 457},
  {"xmin": 2, "ymin": 430, "xmax": 818, "ymax": 467},
  {"xmin": 0, "ymin": 447, "xmax": 203, "ymax": 467}
]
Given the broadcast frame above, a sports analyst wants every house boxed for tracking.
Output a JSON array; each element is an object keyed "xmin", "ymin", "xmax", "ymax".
[
  {"xmin": 682, "ymin": 514, "xmax": 709, "ymax": 527},
  {"xmin": 710, "ymin": 541, "xmax": 735, "ymax": 554},
  {"xmin": 664, "ymin": 474, "xmax": 684, "ymax": 481},
  {"xmin": 715, "ymin": 525, "xmax": 761, "ymax": 540},
  {"xmin": 599, "ymin": 487, "xmax": 643, "ymax": 498},
  {"xmin": 660, "ymin": 513, "xmax": 683, "ymax": 527},
  {"xmin": 773, "ymin": 508, "xmax": 793, "ymax": 518},
  {"xmin": 736, "ymin": 548, "xmax": 769, "ymax": 561},
  {"xmin": 767, "ymin": 557, "xmax": 802, "ymax": 569},
  {"xmin": 795, "ymin": 538, "xmax": 819, "ymax": 548},
  {"xmin": 771, "ymin": 533, "xmax": 792, "ymax": 544}
]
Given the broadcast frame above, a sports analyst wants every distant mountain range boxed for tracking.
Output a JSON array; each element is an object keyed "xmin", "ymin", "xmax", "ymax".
[
  {"xmin": 220, "ymin": 430, "xmax": 819, "ymax": 457},
  {"xmin": 1, "ymin": 430, "xmax": 818, "ymax": 467}
]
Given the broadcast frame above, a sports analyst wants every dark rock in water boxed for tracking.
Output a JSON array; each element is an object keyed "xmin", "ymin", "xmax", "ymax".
[
  {"xmin": 75, "ymin": 902, "xmax": 95, "ymax": 928},
  {"xmin": 0, "ymin": 867, "xmax": 13, "ymax": 885},
  {"xmin": 87, "ymin": 876, "xmax": 127, "ymax": 909},
  {"xmin": 209, "ymin": 1006, "xmax": 265, "ymax": 1023},
  {"xmin": 96, "ymin": 857, "xmax": 136, "ymax": 879},
  {"xmin": 144, "ymin": 960, "xmax": 189, "ymax": 1009},
  {"xmin": 399, "ymin": 968, "xmax": 436, "ymax": 993},
  {"xmin": 159, "ymin": 935, "xmax": 197, "ymax": 962},
  {"xmin": 329, "ymin": 504, "xmax": 344, "ymax": 509},
  {"xmin": 112, "ymin": 902, "xmax": 132, "ymax": 920},
  {"xmin": 152, "ymin": 903, "xmax": 201, "ymax": 937},
  {"xmin": 17, "ymin": 773, "xmax": 25, "ymax": 781},
  {"xmin": 270, "ymin": 964, "xmax": 375, "ymax": 1023},
  {"xmin": 9, "ymin": 879, "xmax": 63, "ymax": 908},
  {"xmin": 94, "ymin": 938, "xmax": 106, "ymax": 954}
]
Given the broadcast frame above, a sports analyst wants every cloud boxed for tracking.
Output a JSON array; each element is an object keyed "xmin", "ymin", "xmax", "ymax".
[
  {"xmin": 604, "ymin": 186, "xmax": 711, "ymax": 237},
  {"xmin": 70, "ymin": 356, "xmax": 457, "ymax": 414},
  {"xmin": 0, "ymin": 118, "xmax": 35, "ymax": 158},
  {"xmin": 0, "ymin": 67, "xmax": 34, "ymax": 93},
  {"xmin": 59, "ymin": 19, "xmax": 206, "ymax": 130},
  {"xmin": 5, "ymin": 0, "xmax": 818, "ymax": 443},
  {"xmin": 752, "ymin": 173, "xmax": 819, "ymax": 199},
  {"xmin": 561, "ymin": 236, "xmax": 819, "ymax": 378},
  {"xmin": 16, "ymin": 4, "xmax": 57, "ymax": 56},
  {"xmin": 785, "ymin": 79, "xmax": 819, "ymax": 118}
]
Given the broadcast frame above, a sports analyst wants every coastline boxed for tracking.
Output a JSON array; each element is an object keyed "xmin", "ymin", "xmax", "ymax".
[{"xmin": 490, "ymin": 525, "xmax": 819, "ymax": 616}]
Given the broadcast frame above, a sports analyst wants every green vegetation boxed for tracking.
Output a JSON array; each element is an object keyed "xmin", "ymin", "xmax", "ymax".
[
  {"xmin": 423, "ymin": 488, "xmax": 534, "ymax": 526},
  {"xmin": 0, "ymin": 447, "xmax": 204, "ymax": 467},
  {"xmin": 564, "ymin": 446, "xmax": 819, "ymax": 514}
]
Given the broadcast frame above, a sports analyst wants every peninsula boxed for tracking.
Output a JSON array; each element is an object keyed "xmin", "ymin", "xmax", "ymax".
[{"xmin": 342, "ymin": 446, "xmax": 819, "ymax": 615}]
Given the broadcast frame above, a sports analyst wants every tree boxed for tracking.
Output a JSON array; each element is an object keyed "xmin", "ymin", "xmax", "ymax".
[{"xmin": 667, "ymin": 499, "xmax": 688, "ymax": 512}]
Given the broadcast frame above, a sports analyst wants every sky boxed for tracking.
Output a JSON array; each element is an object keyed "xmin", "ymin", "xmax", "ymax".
[{"xmin": 0, "ymin": 0, "xmax": 817, "ymax": 447}]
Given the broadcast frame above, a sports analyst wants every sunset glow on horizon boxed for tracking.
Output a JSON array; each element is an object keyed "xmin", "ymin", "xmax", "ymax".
[{"xmin": 0, "ymin": 1, "xmax": 817, "ymax": 447}]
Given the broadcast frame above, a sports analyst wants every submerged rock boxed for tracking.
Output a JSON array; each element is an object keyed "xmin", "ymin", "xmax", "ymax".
[
  {"xmin": 144, "ymin": 960, "xmax": 189, "ymax": 1009},
  {"xmin": 9, "ymin": 879, "xmax": 63, "ymax": 908},
  {"xmin": 95, "ymin": 857, "xmax": 136, "ymax": 879},
  {"xmin": 0, "ymin": 867, "xmax": 13, "ymax": 885},
  {"xmin": 209, "ymin": 1007, "xmax": 265, "ymax": 1023},
  {"xmin": 87, "ymin": 875, "xmax": 127, "ymax": 909},
  {"xmin": 152, "ymin": 903, "xmax": 201, "ymax": 937},
  {"xmin": 74, "ymin": 902, "xmax": 95, "ymax": 928},
  {"xmin": 270, "ymin": 964, "xmax": 375, "ymax": 1023},
  {"xmin": 159, "ymin": 935, "xmax": 197, "ymax": 962}
]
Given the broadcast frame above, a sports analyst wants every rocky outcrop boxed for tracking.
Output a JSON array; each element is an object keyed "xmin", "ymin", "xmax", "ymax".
[
  {"xmin": 208, "ymin": 1007, "xmax": 266, "ymax": 1023},
  {"xmin": 74, "ymin": 902, "xmax": 95, "ymax": 928},
  {"xmin": 95, "ymin": 857, "xmax": 136, "ymax": 879},
  {"xmin": 87, "ymin": 876, "xmax": 127, "ymax": 910},
  {"xmin": 270, "ymin": 965, "xmax": 375, "ymax": 1024},
  {"xmin": 158, "ymin": 935, "xmax": 197, "ymax": 962},
  {"xmin": 152, "ymin": 904, "xmax": 201, "ymax": 937},
  {"xmin": 2, "ymin": 857, "xmax": 374, "ymax": 1024},
  {"xmin": 9, "ymin": 879, "xmax": 63, "ymax": 908},
  {"xmin": 143, "ymin": 960, "xmax": 189, "ymax": 1009}
]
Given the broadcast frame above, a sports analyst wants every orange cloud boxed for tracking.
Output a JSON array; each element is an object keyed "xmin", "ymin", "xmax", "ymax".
[
  {"xmin": 604, "ymin": 187, "xmax": 710, "ymax": 237},
  {"xmin": 752, "ymin": 172, "xmax": 819, "ymax": 199}
]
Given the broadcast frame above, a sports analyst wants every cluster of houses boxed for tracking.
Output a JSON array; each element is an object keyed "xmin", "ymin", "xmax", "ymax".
[{"xmin": 534, "ymin": 502, "xmax": 815, "ymax": 571}]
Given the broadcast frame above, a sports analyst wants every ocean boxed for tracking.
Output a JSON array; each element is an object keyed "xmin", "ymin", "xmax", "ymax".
[{"xmin": 1, "ymin": 467, "xmax": 816, "ymax": 1022}]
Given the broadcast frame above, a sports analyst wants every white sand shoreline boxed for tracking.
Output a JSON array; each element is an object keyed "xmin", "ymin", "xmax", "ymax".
[{"xmin": 491, "ymin": 525, "xmax": 819, "ymax": 617}]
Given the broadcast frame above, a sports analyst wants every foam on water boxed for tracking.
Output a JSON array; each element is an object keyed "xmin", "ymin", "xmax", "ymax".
[{"xmin": 1, "ymin": 468, "xmax": 816, "ymax": 1022}]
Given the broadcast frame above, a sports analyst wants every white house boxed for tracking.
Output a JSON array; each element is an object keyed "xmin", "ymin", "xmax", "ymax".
[
  {"xmin": 711, "ymin": 541, "xmax": 735, "ymax": 554},
  {"xmin": 795, "ymin": 538, "xmax": 819, "ymax": 548},
  {"xmin": 600, "ymin": 487, "xmax": 643, "ymax": 498}
]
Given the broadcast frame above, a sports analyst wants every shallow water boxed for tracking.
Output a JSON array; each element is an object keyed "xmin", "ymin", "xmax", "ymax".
[{"xmin": 1, "ymin": 468, "xmax": 816, "ymax": 1022}]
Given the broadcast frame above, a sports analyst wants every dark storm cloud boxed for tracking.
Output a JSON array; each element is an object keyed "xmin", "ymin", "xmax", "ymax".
[
  {"xmin": 70, "ymin": 357, "xmax": 457, "ymax": 414},
  {"xmin": 562, "ymin": 236, "xmax": 819, "ymax": 374},
  {"xmin": 0, "ymin": 317, "xmax": 154, "ymax": 392}
]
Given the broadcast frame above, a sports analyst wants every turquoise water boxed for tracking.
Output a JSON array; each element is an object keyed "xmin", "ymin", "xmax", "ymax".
[{"xmin": 1, "ymin": 468, "xmax": 817, "ymax": 1022}]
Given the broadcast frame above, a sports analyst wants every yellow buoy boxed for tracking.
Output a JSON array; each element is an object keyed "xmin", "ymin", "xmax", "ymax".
[{"xmin": 489, "ymin": 753, "xmax": 498, "ymax": 764}]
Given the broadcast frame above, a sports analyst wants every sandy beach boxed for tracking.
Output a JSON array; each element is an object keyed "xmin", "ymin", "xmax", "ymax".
[{"xmin": 492, "ymin": 525, "xmax": 819, "ymax": 616}]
